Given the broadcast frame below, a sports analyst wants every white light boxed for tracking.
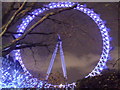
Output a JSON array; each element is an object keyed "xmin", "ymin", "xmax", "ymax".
[
  {"xmin": 26, "ymin": 20, "xmax": 29, "ymax": 22},
  {"xmin": 91, "ymin": 13, "xmax": 94, "ymax": 16},
  {"xmin": 100, "ymin": 25, "xmax": 105, "ymax": 28},
  {"xmin": 15, "ymin": 57, "xmax": 19, "ymax": 60},
  {"xmin": 18, "ymin": 29, "xmax": 23, "ymax": 32},
  {"xmin": 102, "ymin": 28, "xmax": 106, "ymax": 31},
  {"xmin": 57, "ymin": 4, "xmax": 60, "ymax": 7},
  {"xmin": 83, "ymin": 8, "xmax": 87, "ymax": 13},
  {"xmin": 100, "ymin": 67, "xmax": 103, "ymax": 71},
  {"xmin": 15, "ymin": 53, "xmax": 20, "ymax": 56},
  {"xmin": 49, "ymin": 6, "xmax": 53, "ymax": 8},
  {"xmin": 38, "ymin": 9, "xmax": 42, "ymax": 13},
  {"xmin": 59, "ymin": 84, "xmax": 63, "ymax": 88},
  {"xmin": 29, "ymin": 16, "xmax": 33, "ymax": 21},
  {"xmin": 42, "ymin": 8, "xmax": 46, "ymax": 11},
  {"xmin": 96, "ymin": 18, "xmax": 100, "ymax": 21},
  {"xmin": 76, "ymin": 6, "xmax": 80, "ymax": 9},
  {"xmin": 61, "ymin": 4, "xmax": 65, "ymax": 7},
  {"xmin": 93, "ymin": 15, "xmax": 97, "ymax": 18}
]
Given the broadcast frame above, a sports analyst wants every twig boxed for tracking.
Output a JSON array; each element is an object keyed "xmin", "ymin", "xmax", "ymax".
[
  {"xmin": 15, "ymin": 43, "xmax": 49, "ymax": 49},
  {"xmin": 4, "ymin": 31, "xmax": 55, "ymax": 35},
  {"xmin": 47, "ymin": 17, "xmax": 70, "ymax": 25},
  {"xmin": 29, "ymin": 13, "xmax": 70, "ymax": 25},
  {"xmin": 30, "ymin": 47, "xmax": 37, "ymax": 65},
  {"xmin": 45, "ymin": 45, "xmax": 51, "ymax": 53},
  {"xmin": 113, "ymin": 58, "xmax": 120, "ymax": 67},
  {"xmin": 0, "ymin": 0, "xmax": 27, "ymax": 37}
]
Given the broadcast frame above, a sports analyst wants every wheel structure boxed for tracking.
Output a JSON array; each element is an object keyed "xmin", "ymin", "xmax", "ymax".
[{"xmin": 0, "ymin": 2, "xmax": 111, "ymax": 88}]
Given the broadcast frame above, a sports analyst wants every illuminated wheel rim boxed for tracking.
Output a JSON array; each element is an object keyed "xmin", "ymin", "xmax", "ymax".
[{"xmin": 13, "ymin": 2, "xmax": 111, "ymax": 88}]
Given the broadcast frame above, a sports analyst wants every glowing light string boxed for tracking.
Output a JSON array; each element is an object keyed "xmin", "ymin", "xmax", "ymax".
[{"xmin": 0, "ymin": 2, "xmax": 111, "ymax": 88}]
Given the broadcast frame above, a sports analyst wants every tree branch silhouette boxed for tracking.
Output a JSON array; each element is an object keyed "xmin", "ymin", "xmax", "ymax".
[{"xmin": 2, "ymin": 4, "xmax": 77, "ymax": 56}]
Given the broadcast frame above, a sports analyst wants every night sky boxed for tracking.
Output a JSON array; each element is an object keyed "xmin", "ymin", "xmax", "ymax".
[{"xmin": 3, "ymin": 2, "xmax": 119, "ymax": 83}]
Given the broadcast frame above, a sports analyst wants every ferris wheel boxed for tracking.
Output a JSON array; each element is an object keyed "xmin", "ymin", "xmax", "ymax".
[{"xmin": 0, "ymin": 2, "xmax": 111, "ymax": 88}]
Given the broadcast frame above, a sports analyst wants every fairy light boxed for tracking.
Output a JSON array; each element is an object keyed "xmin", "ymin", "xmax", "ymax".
[{"xmin": 1, "ymin": 2, "xmax": 111, "ymax": 88}]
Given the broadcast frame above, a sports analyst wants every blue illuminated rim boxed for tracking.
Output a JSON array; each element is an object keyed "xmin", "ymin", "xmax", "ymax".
[{"xmin": 13, "ymin": 2, "xmax": 110, "ymax": 86}]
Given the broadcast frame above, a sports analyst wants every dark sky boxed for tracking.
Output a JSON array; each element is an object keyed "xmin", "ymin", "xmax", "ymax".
[{"xmin": 3, "ymin": 2, "xmax": 119, "ymax": 83}]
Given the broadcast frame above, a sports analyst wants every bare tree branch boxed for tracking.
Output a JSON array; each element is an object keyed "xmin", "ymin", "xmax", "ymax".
[
  {"xmin": 29, "ymin": 47, "xmax": 37, "ymax": 65},
  {"xmin": 113, "ymin": 58, "xmax": 120, "ymax": 67},
  {"xmin": 45, "ymin": 45, "xmax": 51, "ymax": 53},
  {"xmin": 4, "ymin": 31, "xmax": 55, "ymax": 35},
  {"xmin": 0, "ymin": 0, "xmax": 27, "ymax": 37},
  {"xmin": 2, "ymin": 42, "xmax": 50, "ymax": 56},
  {"xmin": 29, "ymin": 13, "xmax": 70, "ymax": 25},
  {"xmin": 47, "ymin": 17, "xmax": 70, "ymax": 25},
  {"xmin": 2, "ymin": 4, "xmax": 77, "ymax": 56},
  {"xmin": 15, "ymin": 43, "xmax": 49, "ymax": 50}
]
